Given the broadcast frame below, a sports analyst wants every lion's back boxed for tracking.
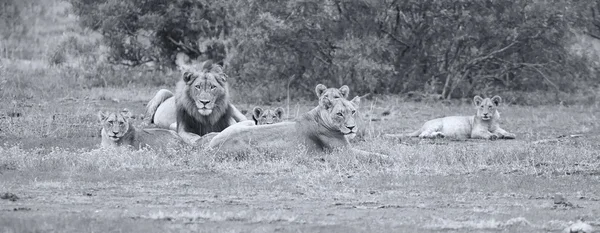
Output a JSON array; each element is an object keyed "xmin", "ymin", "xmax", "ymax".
[
  {"xmin": 436, "ymin": 116, "xmax": 473, "ymax": 138},
  {"xmin": 137, "ymin": 128, "xmax": 183, "ymax": 149}
]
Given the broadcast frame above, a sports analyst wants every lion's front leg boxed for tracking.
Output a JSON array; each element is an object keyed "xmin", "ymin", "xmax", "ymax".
[
  {"xmin": 229, "ymin": 104, "xmax": 248, "ymax": 123},
  {"xmin": 419, "ymin": 130, "xmax": 445, "ymax": 139},
  {"xmin": 470, "ymin": 130, "xmax": 498, "ymax": 140},
  {"xmin": 208, "ymin": 120, "xmax": 255, "ymax": 149},
  {"xmin": 197, "ymin": 132, "xmax": 219, "ymax": 147},
  {"xmin": 178, "ymin": 131, "xmax": 202, "ymax": 145},
  {"xmin": 493, "ymin": 127, "xmax": 516, "ymax": 139}
]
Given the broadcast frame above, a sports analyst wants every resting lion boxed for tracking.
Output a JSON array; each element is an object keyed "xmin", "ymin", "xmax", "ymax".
[
  {"xmin": 252, "ymin": 107, "xmax": 284, "ymax": 125},
  {"xmin": 386, "ymin": 95, "xmax": 516, "ymax": 140},
  {"xmin": 315, "ymin": 84, "xmax": 367, "ymax": 140},
  {"xmin": 208, "ymin": 84, "xmax": 383, "ymax": 156},
  {"xmin": 144, "ymin": 54, "xmax": 246, "ymax": 133},
  {"xmin": 98, "ymin": 110, "xmax": 183, "ymax": 149}
]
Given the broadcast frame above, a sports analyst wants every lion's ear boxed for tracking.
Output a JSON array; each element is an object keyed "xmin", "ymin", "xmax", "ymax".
[
  {"xmin": 350, "ymin": 96, "xmax": 361, "ymax": 107},
  {"xmin": 491, "ymin": 95, "xmax": 502, "ymax": 106},
  {"xmin": 120, "ymin": 109, "xmax": 133, "ymax": 119},
  {"xmin": 217, "ymin": 73, "xmax": 227, "ymax": 83},
  {"xmin": 252, "ymin": 107, "xmax": 263, "ymax": 122},
  {"xmin": 210, "ymin": 64, "xmax": 223, "ymax": 74},
  {"xmin": 274, "ymin": 107, "xmax": 284, "ymax": 119},
  {"xmin": 339, "ymin": 85, "xmax": 350, "ymax": 99},
  {"xmin": 473, "ymin": 95, "xmax": 484, "ymax": 107},
  {"xmin": 182, "ymin": 71, "xmax": 195, "ymax": 83},
  {"xmin": 315, "ymin": 84, "xmax": 327, "ymax": 98},
  {"xmin": 97, "ymin": 111, "xmax": 108, "ymax": 122}
]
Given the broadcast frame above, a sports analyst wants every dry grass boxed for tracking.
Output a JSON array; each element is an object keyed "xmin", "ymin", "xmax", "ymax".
[
  {"xmin": 1, "ymin": 86, "xmax": 600, "ymax": 232},
  {"xmin": 2, "ymin": 1, "xmax": 600, "ymax": 232}
]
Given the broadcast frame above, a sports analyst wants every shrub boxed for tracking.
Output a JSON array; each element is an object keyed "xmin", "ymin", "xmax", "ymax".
[{"xmin": 69, "ymin": 0, "xmax": 599, "ymax": 101}]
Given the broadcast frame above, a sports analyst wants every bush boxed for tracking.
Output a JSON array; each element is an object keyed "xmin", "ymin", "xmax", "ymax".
[{"xmin": 69, "ymin": 0, "xmax": 600, "ymax": 101}]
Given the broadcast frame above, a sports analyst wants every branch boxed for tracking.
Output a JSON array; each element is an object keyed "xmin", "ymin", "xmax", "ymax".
[
  {"xmin": 523, "ymin": 64, "xmax": 561, "ymax": 92},
  {"xmin": 380, "ymin": 28, "xmax": 409, "ymax": 48},
  {"xmin": 466, "ymin": 40, "xmax": 519, "ymax": 68},
  {"xmin": 587, "ymin": 31, "xmax": 600, "ymax": 40},
  {"xmin": 167, "ymin": 36, "xmax": 200, "ymax": 54}
]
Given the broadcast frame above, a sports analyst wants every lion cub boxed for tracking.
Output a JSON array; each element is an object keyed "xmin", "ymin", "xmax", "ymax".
[
  {"xmin": 387, "ymin": 95, "xmax": 516, "ymax": 140},
  {"xmin": 252, "ymin": 107, "xmax": 284, "ymax": 125},
  {"xmin": 99, "ymin": 110, "xmax": 183, "ymax": 149}
]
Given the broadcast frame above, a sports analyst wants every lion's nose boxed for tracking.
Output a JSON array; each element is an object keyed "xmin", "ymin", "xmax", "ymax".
[
  {"xmin": 199, "ymin": 100, "xmax": 210, "ymax": 105},
  {"xmin": 347, "ymin": 126, "xmax": 355, "ymax": 131},
  {"xmin": 112, "ymin": 131, "xmax": 119, "ymax": 135}
]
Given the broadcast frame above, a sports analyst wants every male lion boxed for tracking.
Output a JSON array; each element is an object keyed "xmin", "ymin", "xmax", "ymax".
[
  {"xmin": 252, "ymin": 107, "xmax": 284, "ymax": 125},
  {"xmin": 208, "ymin": 84, "xmax": 384, "ymax": 156},
  {"xmin": 144, "ymin": 54, "xmax": 246, "ymax": 132},
  {"xmin": 175, "ymin": 60, "xmax": 251, "ymax": 144},
  {"xmin": 386, "ymin": 95, "xmax": 516, "ymax": 140},
  {"xmin": 98, "ymin": 110, "xmax": 183, "ymax": 149}
]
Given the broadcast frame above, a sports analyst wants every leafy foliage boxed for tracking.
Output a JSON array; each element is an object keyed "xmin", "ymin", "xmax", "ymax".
[{"xmin": 69, "ymin": 0, "xmax": 599, "ymax": 101}]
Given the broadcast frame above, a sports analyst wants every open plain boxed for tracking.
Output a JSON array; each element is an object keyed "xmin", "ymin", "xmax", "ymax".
[{"xmin": 1, "ymin": 89, "xmax": 599, "ymax": 232}]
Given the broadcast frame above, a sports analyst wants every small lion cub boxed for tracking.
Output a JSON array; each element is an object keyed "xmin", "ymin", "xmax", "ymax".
[
  {"xmin": 387, "ymin": 95, "xmax": 516, "ymax": 140},
  {"xmin": 98, "ymin": 109, "xmax": 183, "ymax": 149},
  {"xmin": 252, "ymin": 107, "xmax": 284, "ymax": 125}
]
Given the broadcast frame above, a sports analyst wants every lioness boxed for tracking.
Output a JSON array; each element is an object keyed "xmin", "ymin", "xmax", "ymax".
[
  {"xmin": 144, "ymin": 53, "xmax": 246, "ymax": 132},
  {"xmin": 98, "ymin": 110, "xmax": 183, "ymax": 149},
  {"xmin": 386, "ymin": 95, "xmax": 516, "ymax": 140},
  {"xmin": 208, "ymin": 84, "xmax": 383, "ymax": 156},
  {"xmin": 252, "ymin": 107, "xmax": 284, "ymax": 125},
  {"xmin": 315, "ymin": 84, "xmax": 368, "ymax": 140}
]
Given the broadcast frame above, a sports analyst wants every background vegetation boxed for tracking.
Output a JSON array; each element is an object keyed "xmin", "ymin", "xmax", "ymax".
[
  {"xmin": 2, "ymin": 0, "xmax": 600, "ymax": 104},
  {"xmin": 2, "ymin": 2, "xmax": 600, "ymax": 231}
]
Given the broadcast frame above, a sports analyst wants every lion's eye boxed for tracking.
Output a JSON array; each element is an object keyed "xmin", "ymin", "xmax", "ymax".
[
  {"xmin": 108, "ymin": 120, "xmax": 114, "ymax": 124},
  {"xmin": 195, "ymin": 85, "xmax": 201, "ymax": 90},
  {"xmin": 210, "ymin": 85, "xmax": 216, "ymax": 90},
  {"xmin": 336, "ymin": 112, "xmax": 343, "ymax": 117},
  {"xmin": 119, "ymin": 122, "xmax": 124, "ymax": 125}
]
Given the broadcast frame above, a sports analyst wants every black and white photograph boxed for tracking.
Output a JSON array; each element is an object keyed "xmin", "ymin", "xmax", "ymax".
[{"xmin": 1, "ymin": 0, "xmax": 599, "ymax": 232}]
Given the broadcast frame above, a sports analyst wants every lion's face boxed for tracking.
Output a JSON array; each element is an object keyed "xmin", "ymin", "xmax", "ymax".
[
  {"xmin": 323, "ymin": 96, "xmax": 360, "ymax": 138},
  {"xmin": 474, "ymin": 95, "xmax": 501, "ymax": 121},
  {"xmin": 253, "ymin": 107, "xmax": 284, "ymax": 125},
  {"xmin": 182, "ymin": 64, "xmax": 228, "ymax": 116},
  {"xmin": 98, "ymin": 110, "xmax": 131, "ymax": 141}
]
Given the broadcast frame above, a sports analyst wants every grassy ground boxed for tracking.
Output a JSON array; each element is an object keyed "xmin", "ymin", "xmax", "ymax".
[
  {"xmin": 2, "ymin": 0, "xmax": 600, "ymax": 232},
  {"xmin": 1, "ymin": 88, "xmax": 600, "ymax": 232}
]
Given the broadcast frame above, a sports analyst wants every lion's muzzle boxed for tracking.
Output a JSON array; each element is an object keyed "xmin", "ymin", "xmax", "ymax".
[
  {"xmin": 108, "ymin": 133, "xmax": 120, "ymax": 141},
  {"xmin": 196, "ymin": 99, "xmax": 214, "ymax": 115},
  {"xmin": 341, "ymin": 125, "xmax": 357, "ymax": 137}
]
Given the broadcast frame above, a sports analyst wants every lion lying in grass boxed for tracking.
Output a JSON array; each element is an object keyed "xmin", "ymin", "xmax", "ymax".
[
  {"xmin": 208, "ymin": 84, "xmax": 384, "ymax": 156},
  {"xmin": 252, "ymin": 107, "xmax": 284, "ymax": 125},
  {"xmin": 99, "ymin": 110, "xmax": 183, "ymax": 150},
  {"xmin": 144, "ymin": 53, "xmax": 246, "ymax": 139},
  {"xmin": 386, "ymin": 95, "xmax": 516, "ymax": 140}
]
